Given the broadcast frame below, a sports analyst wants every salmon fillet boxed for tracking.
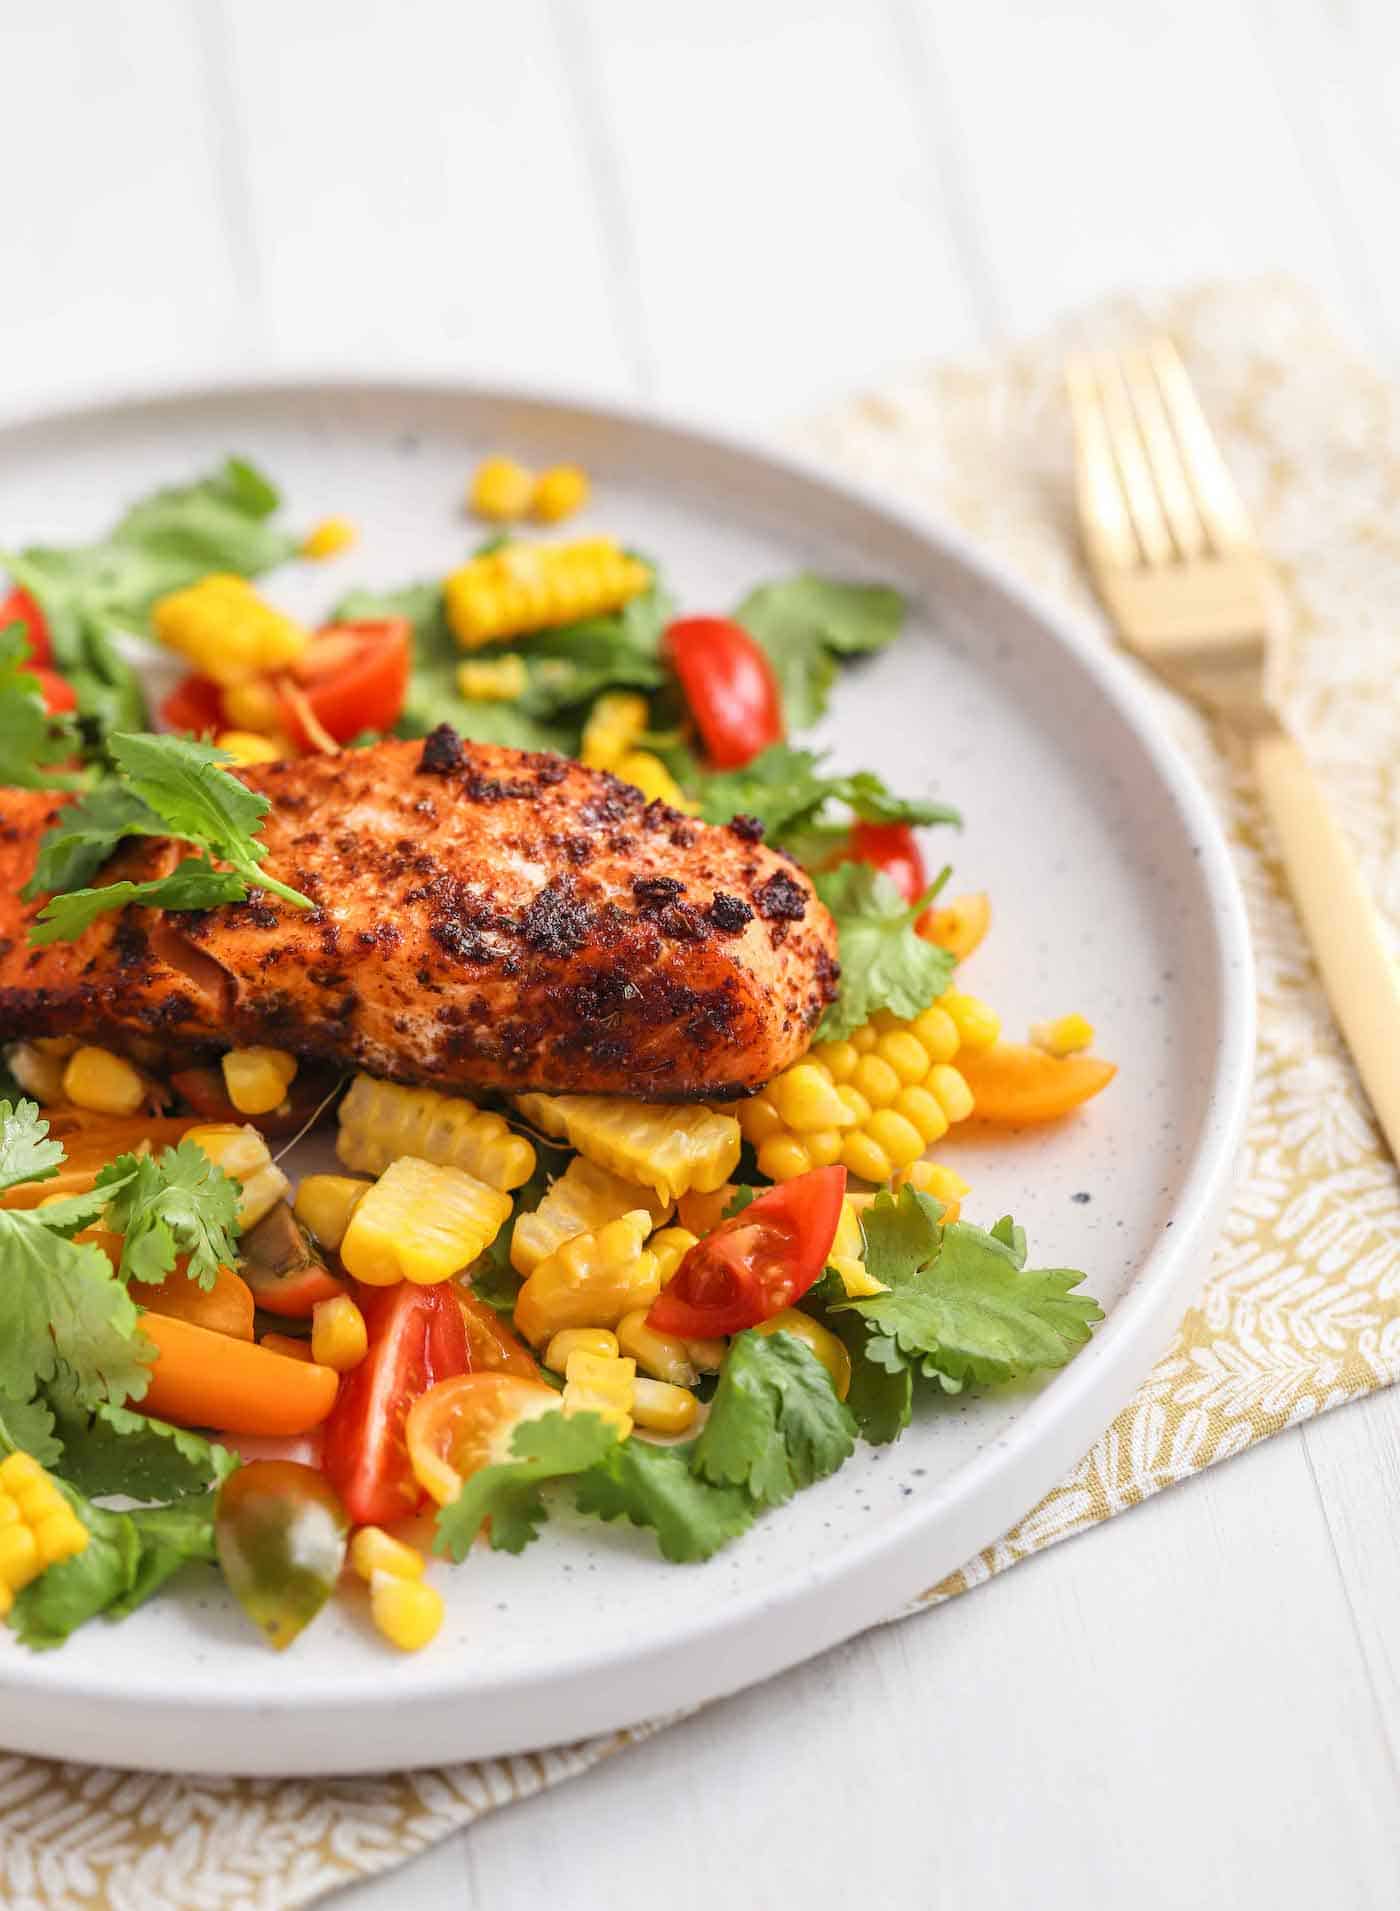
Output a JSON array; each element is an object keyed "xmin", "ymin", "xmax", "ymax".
[{"xmin": 0, "ymin": 728, "xmax": 839, "ymax": 1100}]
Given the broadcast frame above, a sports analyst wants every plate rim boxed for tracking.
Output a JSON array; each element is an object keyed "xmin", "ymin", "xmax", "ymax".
[{"xmin": 0, "ymin": 371, "xmax": 1255, "ymax": 1772}]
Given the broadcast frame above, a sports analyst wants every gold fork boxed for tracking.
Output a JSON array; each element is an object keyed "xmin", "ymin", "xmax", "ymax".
[{"xmin": 1068, "ymin": 337, "xmax": 1400, "ymax": 1163}]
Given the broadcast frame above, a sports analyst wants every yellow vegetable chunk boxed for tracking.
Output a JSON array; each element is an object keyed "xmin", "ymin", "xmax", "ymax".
[
  {"xmin": 340, "ymin": 1157, "xmax": 512, "ymax": 1286},
  {"xmin": 221, "ymin": 1046, "xmax": 298, "ymax": 1117},
  {"xmin": 515, "ymin": 1092, "xmax": 740, "ymax": 1205},
  {"xmin": 514, "ymin": 1210, "xmax": 659, "ymax": 1346},
  {"xmin": 510, "ymin": 1155, "xmax": 673, "ymax": 1277},
  {"xmin": 338, "ymin": 1073, "xmax": 535, "ymax": 1192}
]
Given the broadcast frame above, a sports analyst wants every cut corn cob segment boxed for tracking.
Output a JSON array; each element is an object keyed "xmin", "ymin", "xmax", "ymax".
[
  {"xmin": 514, "ymin": 1210, "xmax": 659, "ymax": 1346},
  {"xmin": 510, "ymin": 1155, "xmax": 674, "ymax": 1277},
  {"xmin": 221, "ymin": 1046, "xmax": 298, "ymax": 1117},
  {"xmin": 561, "ymin": 1348, "xmax": 635, "ymax": 1435},
  {"xmin": 152, "ymin": 574, "xmax": 308, "ymax": 686},
  {"xmin": 445, "ymin": 538, "xmax": 650, "ymax": 650},
  {"xmin": 338, "ymin": 1073, "xmax": 535, "ymax": 1192},
  {"xmin": 580, "ymin": 691, "xmax": 649, "ymax": 771},
  {"xmin": 340, "ymin": 1157, "xmax": 512, "ymax": 1286},
  {"xmin": 183, "ymin": 1124, "xmax": 290, "ymax": 1229},
  {"xmin": 515, "ymin": 1092, "xmax": 740, "ymax": 1205},
  {"xmin": 0, "ymin": 1452, "xmax": 88, "ymax": 1617},
  {"xmin": 457, "ymin": 654, "xmax": 529, "ymax": 701}
]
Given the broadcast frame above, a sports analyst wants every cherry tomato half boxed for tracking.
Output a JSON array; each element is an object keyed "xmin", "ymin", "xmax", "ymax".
[
  {"xmin": 0, "ymin": 585, "xmax": 51, "ymax": 665},
  {"xmin": 321, "ymin": 1281, "xmax": 470, "ymax": 1526},
  {"xmin": 215, "ymin": 1459, "xmax": 349, "ymax": 1651},
  {"xmin": 663, "ymin": 615, "xmax": 783, "ymax": 770},
  {"xmin": 405, "ymin": 1372, "xmax": 559, "ymax": 1507},
  {"xmin": 647, "ymin": 1165, "xmax": 847, "ymax": 1339},
  {"xmin": 837, "ymin": 821, "xmax": 927, "ymax": 904},
  {"xmin": 160, "ymin": 674, "xmax": 226, "ymax": 737},
  {"xmin": 279, "ymin": 619, "xmax": 411, "ymax": 749},
  {"xmin": 27, "ymin": 665, "xmax": 77, "ymax": 716}
]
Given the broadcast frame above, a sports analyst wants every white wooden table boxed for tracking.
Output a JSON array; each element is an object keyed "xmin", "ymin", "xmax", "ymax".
[{"xmin": 7, "ymin": 3, "xmax": 1400, "ymax": 1904}]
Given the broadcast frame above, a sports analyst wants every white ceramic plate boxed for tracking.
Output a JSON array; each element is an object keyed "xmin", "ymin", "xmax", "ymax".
[{"xmin": 0, "ymin": 380, "xmax": 1253, "ymax": 1775}]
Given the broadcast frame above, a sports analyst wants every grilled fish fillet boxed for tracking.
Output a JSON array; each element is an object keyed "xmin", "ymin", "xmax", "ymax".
[{"xmin": 0, "ymin": 728, "xmax": 839, "ymax": 1100}]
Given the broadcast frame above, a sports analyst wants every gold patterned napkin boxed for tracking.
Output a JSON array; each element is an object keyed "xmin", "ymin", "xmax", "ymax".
[{"xmin": 4, "ymin": 278, "xmax": 1399, "ymax": 1910}]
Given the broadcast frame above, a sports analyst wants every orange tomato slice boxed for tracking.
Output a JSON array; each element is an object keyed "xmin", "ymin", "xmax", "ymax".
[
  {"xmin": 955, "ymin": 1042, "xmax": 1117, "ymax": 1124},
  {"xmin": 405, "ymin": 1373, "xmax": 559, "ymax": 1507}
]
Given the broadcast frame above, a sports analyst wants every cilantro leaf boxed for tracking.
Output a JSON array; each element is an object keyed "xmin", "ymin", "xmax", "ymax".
[
  {"xmin": 801, "ymin": 1270, "xmax": 912, "ymax": 1445},
  {"xmin": 95, "ymin": 1139, "xmax": 242, "ymax": 1289},
  {"xmin": 28, "ymin": 859, "xmax": 247, "ymax": 945},
  {"xmin": 433, "ymin": 1410, "xmax": 621, "ymax": 1560},
  {"xmin": 696, "ymin": 744, "xmax": 958, "ymax": 853},
  {"xmin": 0, "ymin": 626, "xmax": 80, "ymax": 788},
  {"xmin": 0, "ymin": 1210, "xmax": 153, "ymax": 1412},
  {"xmin": 3, "ymin": 457, "xmax": 298, "ymax": 746},
  {"xmin": 837, "ymin": 1192, "xmax": 1104, "ymax": 1392},
  {"xmin": 575, "ymin": 1437, "xmax": 755, "ymax": 1561},
  {"xmin": 48, "ymin": 1403, "xmax": 236, "ymax": 1502},
  {"xmin": 814, "ymin": 864, "xmax": 954, "ymax": 1041},
  {"xmin": 21, "ymin": 781, "xmax": 170, "ymax": 900},
  {"xmin": 735, "ymin": 576, "xmax": 904, "ymax": 728},
  {"xmin": 0, "ymin": 1097, "xmax": 64, "ymax": 1194},
  {"xmin": 0, "ymin": 1391, "xmax": 63, "ymax": 1468},
  {"xmin": 693, "ymin": 1329, "xmax": 856, "ymax": 1506}
]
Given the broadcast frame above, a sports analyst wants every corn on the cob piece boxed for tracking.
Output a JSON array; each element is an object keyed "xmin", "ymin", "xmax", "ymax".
[
  {"xmin": 580, "ymin": 690, "xmax": 649, "ymax": 771},
  {"xmin": 515, "ymin": 1092, "xmax": 741, "ymax": 1206},
  {"xmin": 340, "ymin": 1156, "xmax": 512, "ymax": 1286},
  {"xmin": 0, "ymin": 1452, "xmax": 88, "ymax": 1618},
  {"xmin": 301, "ymin": 515, "xmax": 357, "ymax": 559},
  {"xmin": 510, "ymin": 1155, "xmax": 673, "ymax": 1278},
  {"xmin": 444, "ymin": 538, "xmax": 650, "ymax": 650},
  {"xmin": 612, "ymin": 750, "xmax": 698, "ymax": 813},
  {"xmin": 469, "ymin": 456, "xmax": 534, "ymax": 523},
  {"xmin": 221, "ymin": 1046, "xmax": 298, "ymax": 1117},
  {"xmin": 184, "ymin": 1123, "xmax": 290, "ymax": 1229},
  {"xmin": 293, "ymin": 1174, "xmax": 370, "ymax": 1252},
  {"xmin": 514, "ymin": 1210, "xmax": 659, "ymax": 1346},
  {"xmin": 457, "ymin": 654, "xmax": 529, "ymax": 701},
  {"xmin": 370, "ymin": 1570, "xmax": 444, "ymax": 1651},
  {"xmin": 738, "ymin": 999, "xmax": 986, "ymax": 1184},
  {"xmin": 1030, "ymin": 1013, "xmax": 1095, "ymax": 1057},
  {"xmin": 62, "ymin": 1046, "xmax": 146, "ymax": 1117},
  {"xmin": 152, "ymin": 574, "xmax": 308, "ymax": 686},
  {"xmin": 562, "ymin": 1346, "xmax": 636, "ymax": 1435},
  {"xmin": 337, "ymin": 1073, "xmax": 535, "ymax": 1192},
  {"xmin": 631, "ymin": 1378, "xmax": 698, "ymax": 1435},
  {"xmin": 531, "ymin": 465, "xmax": 590, "ymax": 524}
]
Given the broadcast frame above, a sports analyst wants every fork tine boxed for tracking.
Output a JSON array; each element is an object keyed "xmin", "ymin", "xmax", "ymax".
[
  {"xmin": 1119, "ymin": 345, "xmax": 1208, "ymax": 561},
  {"xmin": 1092, "ymin": 352, "xmax": 1175, "ymax": 566},
  {"xmin": 1065, "ymin": 353, "xmax": 1139, "ymax": 573},
  {"xmin": 1147, "ymin": 337, "xmax": 1256, "ymax": 553}
]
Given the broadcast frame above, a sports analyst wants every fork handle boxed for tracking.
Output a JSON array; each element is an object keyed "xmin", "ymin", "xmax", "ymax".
[{"xmin": 1252, "ymin": 728, "xmax": 1400, "ymax": 1162}]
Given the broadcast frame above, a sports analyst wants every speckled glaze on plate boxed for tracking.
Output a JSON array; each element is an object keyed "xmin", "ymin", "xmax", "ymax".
[{"xmin": 0, "ymin": 379, "xmax": 1253, "ymax": 1775}]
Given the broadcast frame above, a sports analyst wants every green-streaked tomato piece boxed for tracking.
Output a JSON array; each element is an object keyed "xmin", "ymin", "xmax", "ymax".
[{"xmin": 215, "ymin": 1460, "xmax": 348, "ymax": 1650}]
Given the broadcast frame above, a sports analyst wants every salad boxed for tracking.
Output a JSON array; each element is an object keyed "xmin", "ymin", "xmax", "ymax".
[{"xmin": 0, "ymin": 451, "xmax": 1115, "ymax": 1656}]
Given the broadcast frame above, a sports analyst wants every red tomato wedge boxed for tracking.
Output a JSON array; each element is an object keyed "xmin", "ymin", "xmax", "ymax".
[
  {"xmin": 1, "ymin": 585, "xmax": 51, "ymax": 665},
  {"xmin": 455, "ymin": 1291, "xmax": 541, "ymax": 1381},
  {"xmin": 321, "ymin": 1282, "xmax": 470, "ymax": 1526},
  {"xmin": 405, "ymin": 1372, "xmax": 559, "ymax": 1507},
  {"xmin": 647, "ymin": 1165, "xmax": 846, "ymax": 1339},
  {"xmin": 279, "ymin": 619, "xmax": 411, "ymax": 748},
  {"xmin": 28, "ymin": 666, "xmax": 77, "ymax": 716},
  {"xmin": 838, "ymin": 821, "xmax": 927, "ymax": 904},
  {"xmin": 160, "ymin": 674, "xmax": 226, "ymax": 737},
  {"xmin": 664, "ymin": 615, "xmax": 783, "ymax": 769}
]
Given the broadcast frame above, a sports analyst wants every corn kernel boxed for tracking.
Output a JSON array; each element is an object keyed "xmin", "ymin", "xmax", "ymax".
[
  {"xmin": 0, "ymin": 1525, "xmax": 39, "ymax": 1585},
  {"xmin": 803, "ymin": 1129, "xmax": 844, "ymax": 1169},
  {"xmin": 0, "ymin": 1455, "xmax": 44, "ymax": 1492},
  {"xmin": 341, "ymin": 1157, "xmax": 512, "ymax": 1286},
  {"xmin": 301, "ymin": 515, "xmax": 357, "ymax": 559},
  {"xmin": 834, "ymin": 1083, "xmax": 872, "ymax": 1125},
  {"xmin": 649, "ymin": 1226, "xmax": 699, "ymax": 1285},
  {"xmin": 874, "ymin": 1030, "xmax": 932, "ymax": 1084},
  {"xmin": 942, "ymin": 991, "xmax": 1000, "ymax": 1052},
  {"xmin": 370, "ymin": 1570, "xmax": 445, "ymax": 1651},
  {"xmin": 545, "ymin": 1327, "xmax": 620, "ymax": 1373},
  {"xmin": 757, "ymin": 1134, "xmax": 816, "ymax": 1184},
  {"xmin": 221, "ymin": 1046, "xmax": 298, "ymax": 1117},
  {"xmin": 33, "ymin": 1510, "xmax": 86, "ymax": 1565},
  {"xmin": 928, "ymin": 1063, "xmax": 975, "ymax": 1124},
  {"xmin": 769, "ymin": 1063, "xmax": 854, "ymax": 1134},
  {"xmin": 1031, "ymin": 1013, "xmax": 1095, "ymax": 1057},
  {"xmin": 631, "ymin": 1378, "xmax": 699, "ymax": 1435},
  {"xmin": 531, "ymin": 464, "xmax": 590, "ymax": 524},
  {"xmin": 810, "ymin": 1039, "xmax": 859, "ymax": 1083},
  {"xmin": 312, "ymin": 1295, "xmax": 369, "ymax": 1372},
  {"xmin": 736, "ymin": 1095, "xmax": 783, "ymax": 1145},
  {"xmin": 910, "ymin": 1005, "xmax": 961, "ymax": 1063},
  {"xmin": 62, "ymin": 1046, "xmax": 144, "ymax": 1117},
  {"xmin": 469, "ymin": 456, "xmax": 535, "ymax": 522},
  {"xmin": 850, "ymin": 1025, "xmax": 878, "ymax": 1054},
  {"xmin": 841, "ymin": 1131, "xmax": 893, "ymax": 1183},
  {"xmin": 616, "ymin": 1307, "xmax": 696, "ymax": 1386},
  {"xmin": 562, "ymin": 1347, "xmax": 635, "ymax": 1435},
  {"xmin": 851, "ymin": 1054, "xmax": 900, "ymax": 1109},
  {"xmin": 222, "ymin": 677, "xmax": 286, "ymax": 735},
  {"xmin": 865, "ymin": 1109, "xmax": 925, "ymax": 1173},
  {"xmin": 349, "ymin": 1526, "xmax": 424, "ymax": 1582},
  {"xmin": 753, "ymin": 1309, "xmax": 852, "ymax": 1399},
  {"xmin": 457, "ymin": 654, "xmax": 529, "ymax": 701},
  {"xmin": 185, "ymin": 1123, "xmax": 291, "ymax": 1229},
  {"xmin": 685, "ymin": 1337, "xmax": 728, "ymax": 1372},
  {"xmin": 613, "ymin": 749, "xmax": 697, "ymax": 813},
  {"xmin": 676, "ymin": 1184, "xmax": 737, "ymax": 1237},
  {"xmin": 894, "ymin": 1085, "xmax": 950, "ymax": 1145},
  {"xmin": 893, "ymin": 1158, "xmax": 970, "ymax": 1201},
  {"xmin": 215, "ymin": 729, "xmax": 284, "ymax": 766},
  {"xmin": 260, "ymin": 1332, "xmax": 313, "ymax": 1361},
  {"xmin": 515, "ymin": 1210, "xmax": 659, "ymax": 1346},
  {"xmin": 294, "ymin": 1174, "xmax": 370, "ymax": 1253},
  {"xmin": 580, "ymin": 691, "xmax": 649, "ymax": 772}
]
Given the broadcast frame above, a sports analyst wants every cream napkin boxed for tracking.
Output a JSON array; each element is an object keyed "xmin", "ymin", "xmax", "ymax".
[{"xmin": 4, "ymin": 277, "xmax": 1398, "ymax": 1909}]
